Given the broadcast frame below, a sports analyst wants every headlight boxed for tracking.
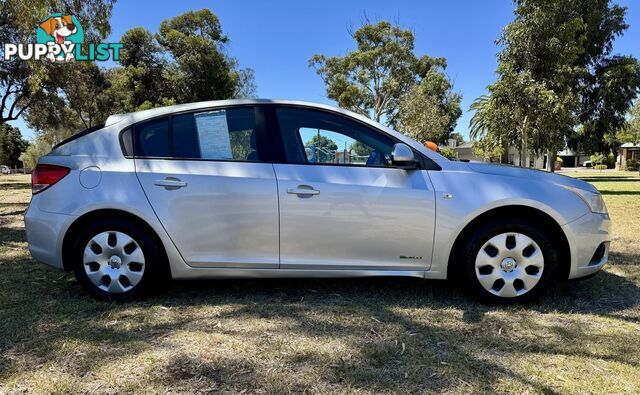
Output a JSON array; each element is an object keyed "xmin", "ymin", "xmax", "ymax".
[{"xmin": 562, "ymin": 185, "xmax": 608, "ymax": 214}]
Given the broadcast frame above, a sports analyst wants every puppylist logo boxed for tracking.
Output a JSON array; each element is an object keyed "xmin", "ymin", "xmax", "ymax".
[{"xmin": 3, "ymin": 13, "xmax": 122, "ymax": 62}]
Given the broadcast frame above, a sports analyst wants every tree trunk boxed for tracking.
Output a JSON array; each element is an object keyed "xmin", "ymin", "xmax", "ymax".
[
  {"xmin": 546, "ymin": 149, "xmax": 555, "ymax": 172},
  {"xmin": 520, "ymin": 116, "xmax": 528, "ymax": 167}
]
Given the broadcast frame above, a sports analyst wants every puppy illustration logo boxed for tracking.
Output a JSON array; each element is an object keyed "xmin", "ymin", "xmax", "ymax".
[
  {"xmin": 36, "ymin": 14, "xmax": 84, "ymax": 62},
  {"xmin": 3, "ymin": 13, "xmax": 120, "ymax": 62}
]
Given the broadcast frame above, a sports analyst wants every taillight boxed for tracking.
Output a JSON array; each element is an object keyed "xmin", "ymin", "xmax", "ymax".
[{"xmin": 31, "ymin": 164, "xmax": 70, "ymax": 194}]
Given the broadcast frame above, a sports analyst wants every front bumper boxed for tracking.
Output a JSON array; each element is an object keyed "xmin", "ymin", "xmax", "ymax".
[
  {"xmin": 24, "ymin": 202, "xmax": 76, "ymax": 270},
  {"xmin": 562, "ymin": 211, "xmax": 611, "ymax": 279}
]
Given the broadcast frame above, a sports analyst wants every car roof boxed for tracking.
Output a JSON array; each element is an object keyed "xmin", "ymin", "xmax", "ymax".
[{"xmin": 105, "ymin": 99, "xmax": 359, "ymax": 127}]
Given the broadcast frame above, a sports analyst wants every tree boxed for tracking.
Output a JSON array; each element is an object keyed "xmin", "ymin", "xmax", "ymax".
[
  {"xmin": 569, "ymin": 1, "xmax": 640, "ymax": 153},
  {"xmin": 19, "ymin": 136, "xmax": 50, "ymax": 168},
  {"xmin": 25, "ymin": 63, "xmax": 127, "ymax": 144},
  {"xmin": 114, "ymin": 9, "xmax": 256, "ymax": 112},
  {"xmin": 310, "ymin": 21, "xmax": 461, "ymax": 143},
  {"xmin": 590, "ymin": 153, "xmax": 605, "ymax": 166},
  {"xmin": 118, "ymin": 27, "xmax": 173, "ymax": 111},
  {"xmin": 22, "ymin": 8, "xmax": 257, "ymax": 141},
  {"xmin": 440, "ymin": 146, "xmax": 457, "ymax": 160},
  {"xmin": 617, "ymin": 101, "xmax": 640, "ymax": 145},
  {"xmin": 397, "ymin": 81, "xmax": 461, "ymax": 143},
  {"xmin": 306, "ymin": 134, "xmax": 338, "ymax": 151},
  {"xmin": 450, "ymin": 132, "xmax": 465, "ymax": 146},
  {"xmin": 350, "ymin": 140, "xmax": 372, "ymax": 156},
  {"xmin": 157, "ymin": 9, "xmax": 255, "ymax": 103},
  {"xmin": 0, "ymin": 0, "xmax": 116, "ymax": 125},
  {"xmin": 471, "ymin": 0, "xmax": 640, "ymax": 172},
  {"xmin": 0, "ymin": 124, "xmax": 28, "ymax": 167},
  {"xmin": 306, "ymin": 134, "xmax": 337, "ymax": 163}
]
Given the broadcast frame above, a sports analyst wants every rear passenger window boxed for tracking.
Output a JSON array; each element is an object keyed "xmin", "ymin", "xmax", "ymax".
[
  {"xmin": 134, "ymin": 118, "xmax": 170, "ymax": 157},
  {"xmin": 172, "ymin": 107, "xmax": 258, "ymax": 161}
]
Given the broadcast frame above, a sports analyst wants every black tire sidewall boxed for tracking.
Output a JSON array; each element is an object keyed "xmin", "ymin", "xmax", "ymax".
[
  {"xmin": 71, "ymin": 217, "xmax": 163, "ymax": 301},
  {"xmin": 458, "ymin": 218, "xmax": 558, "ymax": 304}
]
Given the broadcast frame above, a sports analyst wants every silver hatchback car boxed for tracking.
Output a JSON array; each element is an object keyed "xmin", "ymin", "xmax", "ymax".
[{"xmin": 25, "ymin": 100, "xmax": 610, "ymax": 303}]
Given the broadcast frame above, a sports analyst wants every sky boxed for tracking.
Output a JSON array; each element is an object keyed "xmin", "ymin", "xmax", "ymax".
[{"xmin": 10, "ymin": 0, "xmax": 640, "ymax": 141}]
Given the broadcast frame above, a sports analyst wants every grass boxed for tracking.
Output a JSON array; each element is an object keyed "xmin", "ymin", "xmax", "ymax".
[{"xmin": 1, "ymin": 170, "xmax": 639, "ymax": 394}]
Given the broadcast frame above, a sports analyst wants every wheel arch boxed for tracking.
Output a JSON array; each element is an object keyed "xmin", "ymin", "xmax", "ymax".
[
  {"xmin": 446, "ymin": 205, "xmax": 571, "ymax": 281},
  {"xmin": 61, "ymin": 208, "xmax": 170, "ymax": 274}
]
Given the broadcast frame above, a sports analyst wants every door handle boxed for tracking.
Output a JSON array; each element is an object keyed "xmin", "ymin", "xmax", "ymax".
[
  {"xmin": 154, "ymin": 177, "xmax": 187, "ymax": 190},
  {"xmin": 287, "ymin": 185, "xmax": 320, "ymax": 197}
]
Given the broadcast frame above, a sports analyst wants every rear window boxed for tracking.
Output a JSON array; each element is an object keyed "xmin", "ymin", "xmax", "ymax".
[
  {"xmin": 134, "ymin": 117, "xmax": 170, "ymax": 157},
  {"xmin": 52, "ymin": 123, "xmax": 106, "ymax": 150},
  {"xmin": 130, "ymin": 107, "xmax": 258, "ymax": 161},
  {"xmin": 172, "ymin": 108, "xmax": 258, "ymax": 161}
]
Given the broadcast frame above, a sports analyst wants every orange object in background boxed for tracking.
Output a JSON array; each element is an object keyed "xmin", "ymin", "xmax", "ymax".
[{"xmin": 424, "ymin": 141, "xmax": 438, "ymax": 152}]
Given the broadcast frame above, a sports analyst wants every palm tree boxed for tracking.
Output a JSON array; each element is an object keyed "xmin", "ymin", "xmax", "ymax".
[
  {"xmin": 469, "ymin": 95, "xmax": 491, "ymax": 141},
  {"xmin": 469, "ymin": 95, "xmax": 507, "ymax": 163}
]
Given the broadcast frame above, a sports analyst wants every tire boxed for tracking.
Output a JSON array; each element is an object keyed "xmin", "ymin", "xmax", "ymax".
[
  {"xmin": 70, "ymin": 217, "xmax": 167, "ymax": 301},
  {"xmin": 456, "ymin": 217, "xmax": 559, "ymax": 304}
]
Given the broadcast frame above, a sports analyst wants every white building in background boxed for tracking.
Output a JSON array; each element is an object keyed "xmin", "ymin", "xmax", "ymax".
[{"xmin": 557, "ymin": 149, "xmax": 591, "ymax": 168}]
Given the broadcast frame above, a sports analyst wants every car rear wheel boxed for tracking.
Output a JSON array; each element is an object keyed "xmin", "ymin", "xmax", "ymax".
[
  {"xmin": 71, "ymin": 218, "xmax": 165, "ymax": 301},
  {"xmin": 457, "ymin": 218, "xmax": 558, "ymax": 304}
]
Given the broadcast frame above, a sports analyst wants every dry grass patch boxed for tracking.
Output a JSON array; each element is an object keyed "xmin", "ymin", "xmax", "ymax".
[{"xmin": 1, "ymin": 171, "xmax": 639, "ymax": 394}]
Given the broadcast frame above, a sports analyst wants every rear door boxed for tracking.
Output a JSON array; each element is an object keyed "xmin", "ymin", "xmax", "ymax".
[
  {"xmin": 271, "ymin": 106, "xmax": 436, "ymax": 271},
  {"xmin": 133, "ymin": 106, "xmax": 280, "ymax": 269}
]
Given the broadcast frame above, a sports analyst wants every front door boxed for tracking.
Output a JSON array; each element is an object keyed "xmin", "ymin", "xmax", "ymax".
[{"xmin": 272, "ymin": 106, "xmax": 436, "ymax": 270}]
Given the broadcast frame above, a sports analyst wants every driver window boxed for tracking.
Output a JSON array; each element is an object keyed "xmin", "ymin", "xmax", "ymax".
[{"xmin": 276, "ymin": 107, "xmax": 394, "ymax": 167}]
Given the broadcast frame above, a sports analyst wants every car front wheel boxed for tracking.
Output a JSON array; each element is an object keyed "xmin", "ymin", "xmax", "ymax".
[{"xmin": 458, "ymin": 218, "xmax": 558, "ymax": 304}]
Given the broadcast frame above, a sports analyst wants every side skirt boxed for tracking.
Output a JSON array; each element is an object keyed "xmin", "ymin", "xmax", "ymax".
[{"xmin": 171, "ymin": 267, "xmax": 432, "ymax": 280}]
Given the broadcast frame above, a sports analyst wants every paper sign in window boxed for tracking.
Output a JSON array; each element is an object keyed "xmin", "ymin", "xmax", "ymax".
[{"xmin": 194, "ymin": 111, "xmax": 232, "ymax": 159}]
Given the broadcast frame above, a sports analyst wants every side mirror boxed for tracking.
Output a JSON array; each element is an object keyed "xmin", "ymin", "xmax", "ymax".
[{"xmin": 391, "ymin": 143, "xmax": 418, "ymax": 169}]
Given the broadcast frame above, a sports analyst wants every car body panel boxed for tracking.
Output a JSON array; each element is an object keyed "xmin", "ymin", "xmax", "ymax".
[
  {"xmin": 425, "ymin": 161, "xmax": 595, "ymax": 278},
  {"xmin": 24, "ymin": 128, "xmax": 189, "ymax": 275},
  {"xmin": 135, "ymin": 159, "xmax": 280, "ymax": 269},
  {"xmin": 274, "ymin": 163, "xmax": 435, "ymax": 270},
  {"xmin": 562, "ymin": 212, "xmax": 611, "ymax": 279},
  {"xmin": 24, "ymin": 99, "xmax": 610, "ymax": 285}
]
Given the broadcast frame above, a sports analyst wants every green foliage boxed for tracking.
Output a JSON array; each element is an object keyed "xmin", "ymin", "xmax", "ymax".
[
  {"xmin": 625, "ymin": 159, "xmax": 639, "ymax": 171},
  {"xmin": 310, "ymin": 21, "xmax": 461, "ymax": 143},
  {"xmin": 590, "ymin": 153, "xmax": 605, "ymax": 166},
  {"xmin": 25, "ymin": 63, "xmax": 126, "ymax": 143},
  {"xmin": 605, "ymin": 152, "xmax": 616, "ymax": 169},
  {"xmin": 472, "ymin": 0, "xmax": 640, "ymax": 165},
  {"xmin": 305, "ymin": 134, "xmax": 338, "ymax": 163},
  {"xmin": 157, "ymin": 9, "xmax": 236, "ymax": 103},
  {"xmin": 0, "ymin": 0, "xmax": 116, "ymax": 125},
  {"xmin": 594, "ymin": 164, "xmax": 607, "ymax": 170},
  {"xmin": 350, "ymin": 140, "xmax": 372, "ymax": 157},
  {"xmin": 397, "ymin": 83, "xmax": 462, "ymax": 144},
  {"xmin": 617, "ymin": 101, "xmax": 640, "ymax": 145},
  {"xmin": 19, "ymin": 136, "xmax": 50, "ymax": 168},
  {"xmin": 229, "ymin": 129, "xmax": 253, "ymax": 161},
  {"xmin": 472, "ymin": 133, "xmax": 505, "ymax": 162},
  {"xmin": 587, "ymin": 152, "xmax": 615, "ymax": 169},
  {"xmin": 0, "ymin": 124, "xmax": 29, "ymax": 167},
  {"xmin": 118, "ymin": 27, "xmax": 172, "ymax": 111},
  {"xmin": 306, "ymin": 135, "xmax": 338, "ymax": 151},
  {"xmin": 21, "ymin": 8, "xmax": 256, "ymax": 141},
  {"xmin": 450, "ymin": 132, "xmax": 465, "ymax": 146},
  {"xmin": 439, "ymin": 146, "xmax": 457, "ymax": 160}
]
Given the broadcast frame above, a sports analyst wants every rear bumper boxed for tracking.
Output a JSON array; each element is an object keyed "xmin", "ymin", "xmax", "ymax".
[
  {"xmin": 24, "ymin": 202, "xmax": 75, "ymax": 270},
  {"xmin": 563, "ymin": 211, "xmax": 611, "ymax": 280}
]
